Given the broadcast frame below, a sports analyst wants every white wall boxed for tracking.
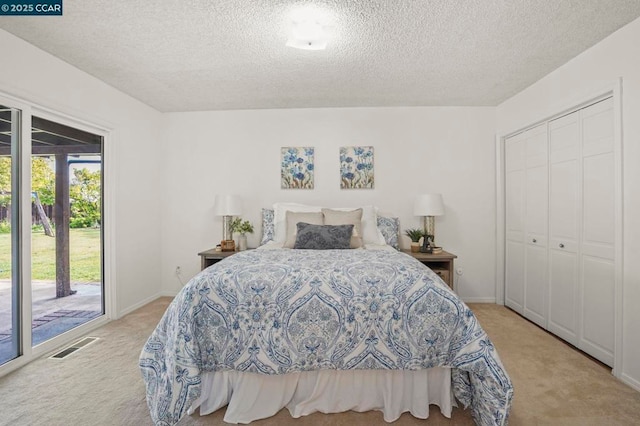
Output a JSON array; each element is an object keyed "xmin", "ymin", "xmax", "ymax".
[
  {"xmin": 496, "ymin": 17, "xmax": 640, "ymax": 391},
  {"xmin": 0, "ymin": 29, "xmax": 164, "ymax": 317},
  {"xmin": 160, "ymin": 107, "xmax": 497, "ymax": 302}
]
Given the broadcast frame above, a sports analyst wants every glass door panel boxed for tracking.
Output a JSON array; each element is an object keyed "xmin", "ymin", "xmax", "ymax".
[
  {"xmin": 31, "ymin": 116, "xmax": 103, "ymax": 346},
  {"xmin": 0, "ymin": 105, "xmax": 21, "ymax": 365}
]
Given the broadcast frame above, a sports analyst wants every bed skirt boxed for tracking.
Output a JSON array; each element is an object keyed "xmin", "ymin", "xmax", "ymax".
[{"xmin": 188, "ymin": 368, "xmax": 453, "ymax": 424}]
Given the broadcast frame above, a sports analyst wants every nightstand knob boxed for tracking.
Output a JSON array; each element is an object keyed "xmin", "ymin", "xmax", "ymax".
[
  {"xmin": 559, "ymin": 243, "xmax": 565, "ymax": 248},
  {"xmin": 532, "ymin": 238, "xmax": 537, "ymax": 243}
]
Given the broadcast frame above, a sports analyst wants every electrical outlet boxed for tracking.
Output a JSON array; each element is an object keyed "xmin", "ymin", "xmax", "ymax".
[
  {"xmin": 456, "ymin": 267, "xmax": 463, "ymax": 276},
  {"xmin": 175, "ymin": 266, "xmax": 181, "ymax": 275}
]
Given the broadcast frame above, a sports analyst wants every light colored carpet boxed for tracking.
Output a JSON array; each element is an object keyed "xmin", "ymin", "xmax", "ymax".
[{"xmin": 0, "ymin": 298, "xmax": 639, "ymax": 426}]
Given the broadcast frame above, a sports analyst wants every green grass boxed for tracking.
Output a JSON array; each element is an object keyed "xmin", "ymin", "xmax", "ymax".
[{"xmin": 0, "ymin": 228, "xmax": 101, "ymax": 281}]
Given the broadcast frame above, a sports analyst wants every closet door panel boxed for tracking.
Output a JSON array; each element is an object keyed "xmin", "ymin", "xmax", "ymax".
[
  {"xmin": 505, "ymin": 134, "xmax": 526, "ymax": 314},
  {"xmin": 522, "ymin": 125, "xmax": 548, "ymax": 326},
  {"xmin": 505, "ymin": 137, "xmax": 524, "ymax": 242},
  {"xmin": 525, "ymin": 165, "xmax": 548, "ymax": 238},
  {"xmin": 506, "ymin": 136, "xmax": 525, "ymax": 171},
  {"xmin": 579, "ymin": 98, "xmax": 615, "ymax": 366},
  {"xmin": 583, "ymin": 152, "xmax": 614, "ymax": 249},
  {"xmin": 581, "ymin": 256, "xmax": 614, "ymax": 366},
  {"xmin": 524, "ymin": 244, "xmax": 547, "ymax": 327},
  {"xmin": 549, "ymin": 113, "xmax": 579, "ymax": 164},
  {"xmin": 506, "ymin": 241, "xmax": 525, "ymax": 313},
  {"xmin": 548, "ymin": 250, "xmax": 578, "ymax": 345},
  {"xmin": 548, "ymin": 111, "xmax": 579, "ymax": 345},
  {"xmin": 549, "ymin": 160, "xmax": 578, "ymax": 243},
  {"xmin": 505, "ymin": 169, "xmax": 524, "ymax": 242},
  {"xmin": 582, "ymin": 98, "xmax": 614, "ymax": 157},
  {"xmin": 524, "ymin": 162, "xmax": 548, "ymax": 327},
  {"xmin": 525, "ymin": 127, "xmax": 548, "ymax": 168}
]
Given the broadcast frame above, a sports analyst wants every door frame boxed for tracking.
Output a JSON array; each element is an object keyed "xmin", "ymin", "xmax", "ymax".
[{"xmin": 495, "ymin": 79, "xmax": 623, "ymax": 378}]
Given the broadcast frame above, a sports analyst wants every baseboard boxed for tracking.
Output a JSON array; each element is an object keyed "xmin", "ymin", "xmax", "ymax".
[
  {"xmin": 621, "ymin": 373, "xmax": 640, "ymax": 392},
  {"xmin": 117, "ymin": 292, "xmax": 165, "ymax": 318},
  {"xmin": 160, "ymin": 289, "xmax": 179, "ymax": 297},
  {"xmin": 0, "ymin": 354, "xmax": 31, "ymax": 379},
  {"xmin": 461, "ymin": 297, "xmax": 497, "ymax": 303}
]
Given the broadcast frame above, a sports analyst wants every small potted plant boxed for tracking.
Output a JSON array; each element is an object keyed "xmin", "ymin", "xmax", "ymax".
[
  {"xmin": 230, "ymin": 218, "xmax": 254, "ymax": 251},
  {"xmin": 404, "ymin": 228, "xmax": 424, "ymax": 253}
]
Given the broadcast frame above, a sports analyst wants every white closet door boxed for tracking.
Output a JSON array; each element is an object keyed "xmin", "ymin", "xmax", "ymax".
[
  {"xmin": 579, "ymin": 98, "xmax": 615, "ymax": 365},
  {"xmin": 504, "ymin": 96, "xmax": 618, "ymax": 368},
  {"xmin": 505, "ymin": 132, "xmax": 526, "ymax": 314},
  {"xmin": 524, "ymin": 126, "xmax": 548, "ymax": 327},
  {"xmin": 548, "ymin": 111, "xmax": 580, "ymax": 345}
]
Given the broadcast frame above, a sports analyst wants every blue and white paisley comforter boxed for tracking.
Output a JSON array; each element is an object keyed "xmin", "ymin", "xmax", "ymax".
[{"xmin": 139, "ymin": 249, "xmax": 513, "ymax": 426}]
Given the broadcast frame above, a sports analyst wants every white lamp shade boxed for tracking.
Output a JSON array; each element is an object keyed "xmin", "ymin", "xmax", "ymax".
[
  {"xmin": 414, "ymin": 194, "xmax": 444, "ymax": 216},
  {"xmin": 214, "ymin": 195, "xmax": 242, "ymax": 216}
]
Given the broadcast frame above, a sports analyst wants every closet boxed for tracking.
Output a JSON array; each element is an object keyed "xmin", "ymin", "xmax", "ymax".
[{"xmin": 505, "ymin": 97, "xmax": 616, "ymax": 366}]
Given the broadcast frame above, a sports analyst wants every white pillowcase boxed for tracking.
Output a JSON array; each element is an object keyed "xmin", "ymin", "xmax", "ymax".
[
  {"xmin": 273, "ymin": 202, "xmax": 322, "ymax": 243},
  {"xmin": 273, "ymin": 203, "xmax": 386, "ymax": 246}
]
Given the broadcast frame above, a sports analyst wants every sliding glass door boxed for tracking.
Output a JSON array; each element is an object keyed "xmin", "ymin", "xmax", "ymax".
[
  {"xmin": 0, "ymin": 97, "xmax": 107, "ymax": 371},
  {"xmin": 30, "ymin": 116, "xmax": 104, "ymax": 346},
  {"xmin": 0, "ymin": 105, "xmax": 22, "ymax": 366}
]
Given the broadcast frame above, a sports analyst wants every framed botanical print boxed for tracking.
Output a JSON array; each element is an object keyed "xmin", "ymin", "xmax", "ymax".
[
  {"xmin": 281, "ymin": 147, "xmax": 314, "ymax": 189},
  {"xmin": 340, "ymin": 146, "xmax": 374, "ymax": 189}
]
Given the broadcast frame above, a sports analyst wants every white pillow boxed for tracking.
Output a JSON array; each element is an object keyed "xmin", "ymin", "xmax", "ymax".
[{"xmin": 273, "ymin": 202, "xmax": 322, "ymax": 243}]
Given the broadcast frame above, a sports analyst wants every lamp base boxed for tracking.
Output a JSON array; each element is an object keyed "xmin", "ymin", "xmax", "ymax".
[{"xmin": 220, "ymin": 240, "xmax": 236, "ymax": 252}]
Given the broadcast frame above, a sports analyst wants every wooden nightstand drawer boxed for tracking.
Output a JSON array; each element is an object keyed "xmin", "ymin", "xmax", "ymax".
[
  {"xmin": 432, "ymin": 269, "xmax": 450, "ymax": 284},
  {"xmin": 402, "ymin": 249, "xmax": 457, "ymax": 290},
  {"xmin": 197, "ymin": 248, "xmax": 242, "ymax": 270}
]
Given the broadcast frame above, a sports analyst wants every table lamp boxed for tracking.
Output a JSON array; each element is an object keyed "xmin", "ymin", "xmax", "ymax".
[
  {"xmin": 413, "ymin": 193, "xmax": 444, "ymax": 251},
  {"xmin": 214, "ymin": 194, "xmax": 242, "ymax": 251}
]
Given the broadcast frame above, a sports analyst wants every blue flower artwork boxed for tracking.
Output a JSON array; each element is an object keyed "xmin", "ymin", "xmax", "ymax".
[
  {"xmin": 281, "ymin": 147, "xmax": 314, "ymax": 189},
  {"xmin": 340, "ymin": 146, "xmax": 374, "ymax": 189}
]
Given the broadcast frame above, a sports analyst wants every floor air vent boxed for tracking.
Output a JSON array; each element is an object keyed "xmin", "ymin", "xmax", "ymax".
[{"xmin": 49, "ymin": 337, "xmax": 99, "ymax": 359}]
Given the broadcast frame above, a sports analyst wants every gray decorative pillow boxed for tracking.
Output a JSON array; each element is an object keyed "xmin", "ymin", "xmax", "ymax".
[
  {"xmin": 294, "ymin": 223, "xmax": 354, "ymax": 250},
  {"xmin": 260, "ymin": 208, "xmax": 274, "ymax": 246},
  {"xmin": 284, "ymin": 211, "xmax": 324, "ymax": 248},
  {"xmin": 377, "ymin": 216, "xmax": 400, "ymax": 250}
]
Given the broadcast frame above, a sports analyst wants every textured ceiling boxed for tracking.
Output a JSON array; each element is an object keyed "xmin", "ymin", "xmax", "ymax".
[{"xmin": 1, "ymin": 1, "xmax": 640, "ymax": 112}]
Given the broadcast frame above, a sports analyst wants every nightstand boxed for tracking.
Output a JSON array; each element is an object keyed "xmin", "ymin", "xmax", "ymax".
[
  {"xmin": 402, "ymin": 249, "xmax": 457, "ymax": 289},
  {"xmin": 197, "ymin": 248, "xmax": 240, "ymax": 270}
]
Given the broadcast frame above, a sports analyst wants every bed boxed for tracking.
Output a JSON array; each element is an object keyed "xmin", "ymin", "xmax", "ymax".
[{"xmin": 139, "ymin": 205, "xmax": 512, "ymax": 425}]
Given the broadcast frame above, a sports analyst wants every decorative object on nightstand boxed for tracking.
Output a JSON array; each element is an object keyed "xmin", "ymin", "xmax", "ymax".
[
  {"xmin": 230, "ymin": 218, "xmax": 254, "ymax": 251},
  {"xmin": 214, "ymin": 194, "xmax": 242, "ymax": 251},
  {"xmin": 404, "ymin": 228, "xmax": 425, "ymax": 253},
  {"xmin": 414, "ymin": 193, "xmax": 444, "ymax": 252}
]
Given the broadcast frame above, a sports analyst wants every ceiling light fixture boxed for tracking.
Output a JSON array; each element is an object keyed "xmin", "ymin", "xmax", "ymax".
[
  {"xmin": 286, "ymin": 4, "xmax": 331, "ymax": 51},
  {"xmin": 287, "ymin": 19, "xmax": 328, "ymax": 50}
]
